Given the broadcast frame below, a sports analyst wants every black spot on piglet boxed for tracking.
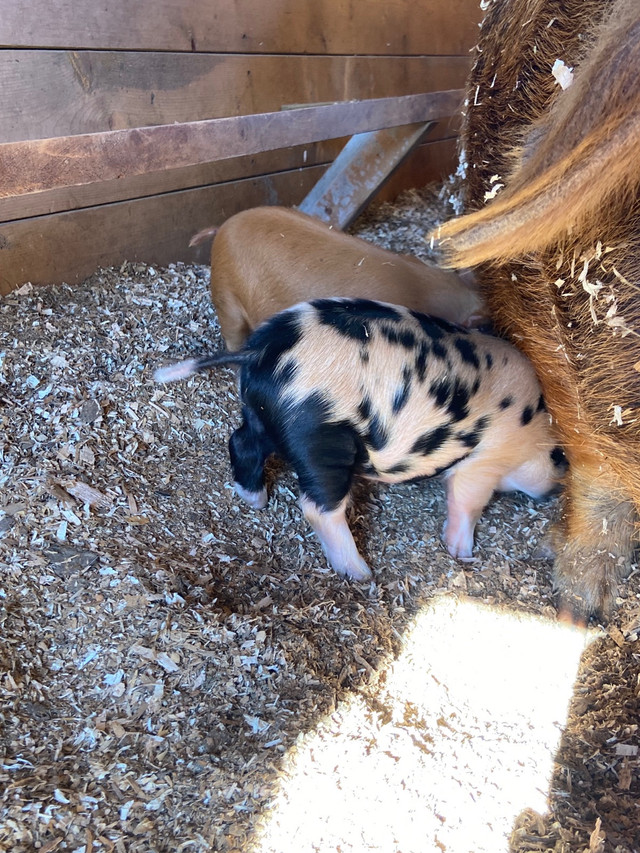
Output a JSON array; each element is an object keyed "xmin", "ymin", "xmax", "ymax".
[
  {"xmin": 521, "ymin": 405, "xmax": 534, "ymax": 426},
  {"xmin": 431, "ymin": 340, "xmax": 447, "ymax": 360},
  {"xmin": 454, "ymin": 337, "xmax": 480, "ymax": 369},
  {"xmin": 414, "ymin": 341, "xmax": 429, "ymax": 382},
  {"xmin": 429, "ymin": 375, "xmax": 452, "ymax": 408},
  {"xmin": 392, "ymin": 366, "xmax": 413, "ymax": 414},
  {"xmin": 550, "ymin": 446, "xmax": 568, "ymax": 471},
  {"xmin": 457, "ymin": 415, "xmax": 490, "ymax": 449},
  {"xmin": 313, "ymin": 298, "xmax": 402, "ymax": 343},
  {"xmin": 283, "ymin": 392, "xmax": 367, "ymax": 511},
  {"xmin": 249, "ymin": 310, "xmax": 302, "ymax": 371},
  {"xmin": 411, "ymin": 424, "xmax": 451, "ymax": 456},
  {"xmin": 358, "ymin": 396, "xmax": 372, "ymax": 421},
  {"xmin": 409, "ymin": 310, "xmax": 458, "ymax": 338},
  {"xmin": 429, "ymin": 376, "xmax": 471, "ymax": 422},
  {"xmin": 365, "ymin": 411, "xmax": 389, "ymax": 451},
  {"xmin": 447, "ymin": 378, "xmax": 471, "ymax": 422},
  {"xmin": 380, "ymin": 324, "xmax": 416, "ymax": 349},
  {"xmin": 384, "ymin": 461, "xmax": 411, "ymax": 475}
]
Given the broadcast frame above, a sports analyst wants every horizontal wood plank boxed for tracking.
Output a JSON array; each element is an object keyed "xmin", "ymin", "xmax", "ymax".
[
  {"xmin": 0, "ymin": 167, "xmax": 325, "ymax": 293},
  {"xmin": 1, "ymin": 0, "xmax": 482, "ymax": 55},
  {"xmin": 0, "ymin": 116, "xmax": 462, "ymax": 222},
  {"xmin": 0, "ymin": 0, "xmax": 474, "ymax": 296},
  {"xmin": 0, "ymin": 139, "xmax": 457, "ymax": 294},
  {"xmin": 0, "ymin": 91, "xmax": 464, "ymax": 201},
  {"xmin": 1, "ymin": 51, "xmax": 470, "ymax": 143},
  {"xmin": 0, "ymin": 141, "xmax": 340, "ymax": 223}
]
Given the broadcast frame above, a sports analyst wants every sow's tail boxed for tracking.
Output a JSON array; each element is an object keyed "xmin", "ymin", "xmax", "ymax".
[
  {"xmin": 154, "ymin": 351, "xmax": 250, "ymax": 383},
  {"xmin": 434, "ymin": 0, "xmax": 640, "ymax": 267}
]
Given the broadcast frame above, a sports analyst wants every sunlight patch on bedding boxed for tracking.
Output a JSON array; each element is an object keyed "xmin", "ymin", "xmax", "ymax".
[{"xmin": 255, "ymin": 595, "xmax": 594, "ymax": 853}]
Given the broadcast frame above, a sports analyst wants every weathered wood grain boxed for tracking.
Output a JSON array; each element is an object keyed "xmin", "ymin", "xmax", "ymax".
[
  {"xmin": 374, "ymin": 138, "xmax": 459, "ymax": 204},
  {"xmin": 0, "ymin": 91, "xmax": 464, "ymax": 200},
  {"xmin": 1, "ymin": 0, "xmax": 482, "ymax": 55},
  {"xmin": 0, "ymin": 167, "xmax": 326, "ymax": 293},
  {"xmin": 298, "ymin": 122, "xmax": 437, "ymax": 228},
  {"xmin": 0, "ymin": 0, "xmax": 476, "ymax": 293},
  {"xmin": 0, "ymin": 51, "xmax": 470, "ymax": 143},
  {"xmin": 0, "ymin": 139, "xmax": 455, "ymax": 293},
  {"xmin": 0, "ymin": 117, "xmax": 461, "ymax": 223},
  {"xmin": 0, "ymin": 141, "xmax": 339, "ymax": 223}
]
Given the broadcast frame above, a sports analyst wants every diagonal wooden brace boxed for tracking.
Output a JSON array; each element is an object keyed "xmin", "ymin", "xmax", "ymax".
[{"xmin": 298, "ymin": 121, "xmax": 436, "ymax": 229}]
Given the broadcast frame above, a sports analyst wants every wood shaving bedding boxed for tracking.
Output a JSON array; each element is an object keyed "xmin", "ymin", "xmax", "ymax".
[{"xmin": 0, "ymin": 185, "xmax": 638, "ymax": 853}]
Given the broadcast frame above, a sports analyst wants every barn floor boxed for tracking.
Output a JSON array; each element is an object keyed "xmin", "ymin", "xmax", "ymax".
[{"xmin": 1, "ymin": 186, "xmax": 639, "ymax": 853}]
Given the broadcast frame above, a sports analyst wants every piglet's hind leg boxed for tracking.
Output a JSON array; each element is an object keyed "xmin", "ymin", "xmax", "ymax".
[
  {"xmin": 300, "ymin": 495, "xmax": 372, "ymax": 581},
  {"xmin": 443, "ymin": 463, "xmax": 499, "ymax": 559}
]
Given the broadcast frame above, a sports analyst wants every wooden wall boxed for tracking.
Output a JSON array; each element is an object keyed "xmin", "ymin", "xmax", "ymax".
[{"xmin": 0, "ymin": 0, "xmax": 482, "ymax": 292}]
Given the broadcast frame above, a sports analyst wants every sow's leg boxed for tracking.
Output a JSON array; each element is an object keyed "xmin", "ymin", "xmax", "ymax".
[{"xmin": 552, "ymin": 458, "xmax": 637, "ymax": 624}]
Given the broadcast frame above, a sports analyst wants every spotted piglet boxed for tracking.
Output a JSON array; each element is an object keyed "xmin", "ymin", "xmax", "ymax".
[{"xmin": 155, "ymin": 298, "xmax": 566, "ymax": 580}]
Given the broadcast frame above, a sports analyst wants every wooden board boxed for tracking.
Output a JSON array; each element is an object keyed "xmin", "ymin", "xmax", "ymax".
[
  {"xmin": 373, "ymin": 138, "xmax": 460, "ymax": 204},
  {"xmin": 0, "ymin": 91, "xmax": 464, "ymax": 201},
  {"xmin": 0, "ymin": 141, "xmax": 338, "ymax": 223},
  {"xmin": 0, "ymin": 0, "xmax": 477, "ymax": 295},
  {"xmin": 1, "ymin": 0, "xmax": 482, "ymax": 55},
  {"xmin": 0, "ymin": 167, "xmax": 325, "ymax": 293},
  {"xmin": 0, "ymin": 115, "xmax": 462, "ymax": 222},
  {"xmin": 0, "ymin": 139, "xmax": 455, "ymax": 293},
  {"xmin": 0, "ymin": 51, "xmax": 470, "ymax": 143}
]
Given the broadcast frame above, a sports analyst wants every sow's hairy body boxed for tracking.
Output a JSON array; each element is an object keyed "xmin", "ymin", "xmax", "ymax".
[
  {"xmin": 434, "ymin": 0, "xmax": 640, "ymax": 622},
  {"xmin": 156, "ymin": 298, "xmax": 564, "ymax": 582}
]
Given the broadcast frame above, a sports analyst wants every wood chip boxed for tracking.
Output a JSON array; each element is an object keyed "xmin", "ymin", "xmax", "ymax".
[
  {"xmin": 608, "ymin": 625, "xmax": 626, "ymax": 648},
  {"xmin": 62, "ymin": 479, "xmax": 114, "ymax": 508},
  {"xmin": 588, "ymin": 818, "xmax": 606, "ymax": 853},
  {"xmin": 614, "ymin": 743, "xmax": 638, "ymax": 757}
]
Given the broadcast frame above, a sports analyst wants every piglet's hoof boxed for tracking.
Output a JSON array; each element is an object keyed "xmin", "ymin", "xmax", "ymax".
[
  {"xmin": 531, "ymin": 536, "xmax": 557, "ymax": 561},
  {"xmin": 531, "ymin": 519, "xmax": 567, "ymax": 561},
  {"xmin": 442, "ymin": 519, "xmax": 474, "ymax": 561},
  {"xmin": 234, "ymin": 483, "xmax": 268, "ymax": 510},
  {"xmin": 333, "ymin": 556, "xmax": 372, "ymax": 583},
  {"xmin": 556, "ymin": 607, "xmax": 588, "ymax": 629}
]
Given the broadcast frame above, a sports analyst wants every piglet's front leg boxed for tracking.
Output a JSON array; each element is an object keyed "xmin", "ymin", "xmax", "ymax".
[
  {"xmin": 300, "ymin": 495, "xmax": 372, "ymax": 581},
  {"xmin": 442, "ymin": 463, "xmax": 499, "ymax": 560}
]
